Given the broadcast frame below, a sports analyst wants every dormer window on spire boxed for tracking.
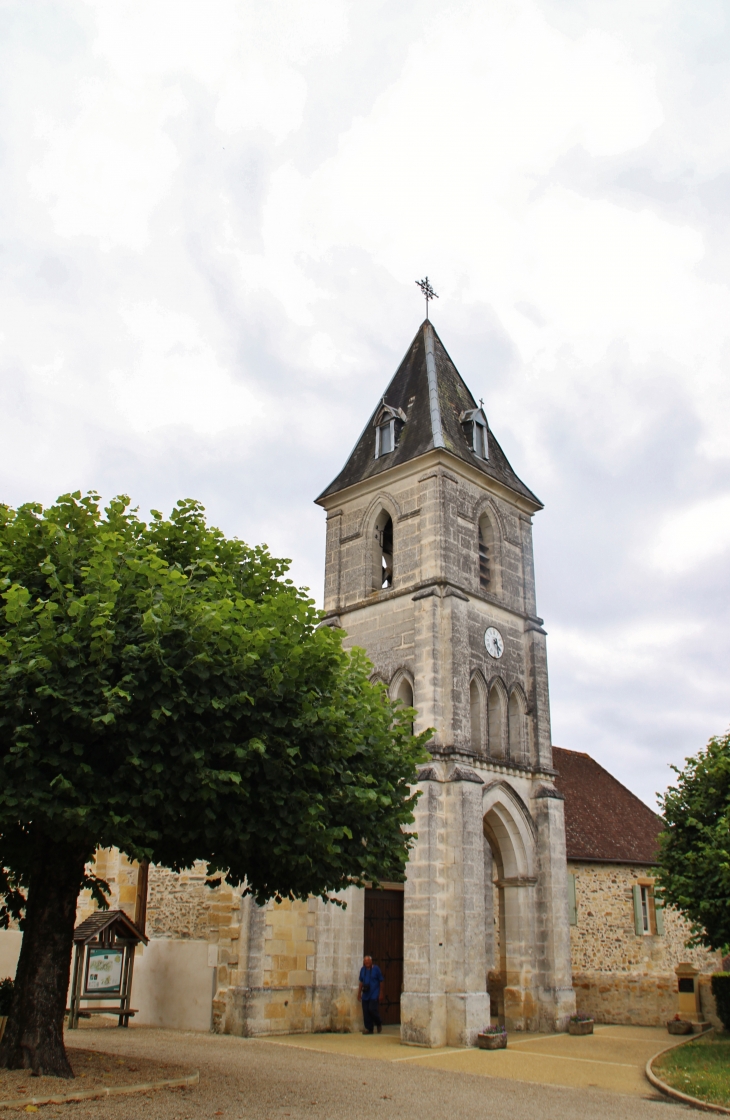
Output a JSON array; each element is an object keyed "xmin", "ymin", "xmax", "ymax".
[
  {"xmin": 373, "ymin": 401, "xmax": 407, "ymax": 459},
  {"xmin": 459, "ymin": 408, "xmax": 489, "ymax": 461},
  {"xmin": 377, "ymin": 420, "xmax": 394, "ymax": 456}
]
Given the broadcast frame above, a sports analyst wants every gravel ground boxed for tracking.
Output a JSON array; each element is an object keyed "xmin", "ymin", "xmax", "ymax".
[
  {"xmin": 0, "ymin": 1046, "xmax": 190, "ymax": 1104},
  {"xmin": 0, "ymin": 1026, "xmax": 692, "ymax": 1120}
]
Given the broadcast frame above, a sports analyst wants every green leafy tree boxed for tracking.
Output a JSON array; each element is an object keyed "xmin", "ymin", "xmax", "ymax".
[
  {"xmin": 0, "ymin": 493, "xmax": 428, "ymax": 1077},
  {"xmin": 656, "ymin": 731, "xmax": 730, "ymax": 953}
]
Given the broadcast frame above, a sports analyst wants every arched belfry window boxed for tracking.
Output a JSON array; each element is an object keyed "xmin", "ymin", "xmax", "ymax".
[
  {"xmin": 478, "ymin": 514, "xmax": 494, "ymax": 591},
  {"xmin": 392, "ymin": 674, "xmax": 415, "ymax": 735},
  {"xmin": 373, "ymin": 509, "xmax": 393, "ymax": 590}
]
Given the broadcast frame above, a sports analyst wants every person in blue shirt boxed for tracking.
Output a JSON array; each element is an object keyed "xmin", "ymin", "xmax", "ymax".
[{"xmin": 357, "ymin": 954, "xmax": 384, "ymax": 1034}]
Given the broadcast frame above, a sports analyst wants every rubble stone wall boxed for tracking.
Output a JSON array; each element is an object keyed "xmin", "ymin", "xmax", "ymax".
[{"xmin": 568, "ymin": 861, "xmax": 722, "ymax": 1027}]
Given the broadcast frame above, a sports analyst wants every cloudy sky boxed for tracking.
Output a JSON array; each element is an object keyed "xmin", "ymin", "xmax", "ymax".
[{"xmin": 1, "ymin": 0, "xmax": 729, "ymax": 808}]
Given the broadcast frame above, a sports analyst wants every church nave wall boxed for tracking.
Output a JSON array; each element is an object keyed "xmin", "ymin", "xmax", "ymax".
[{"xmin": 568, "ymin": 860, "xmax": 723, "ymax": 1028}]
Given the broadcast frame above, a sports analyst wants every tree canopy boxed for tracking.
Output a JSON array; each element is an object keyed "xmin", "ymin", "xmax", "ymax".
[
  {"xmin": 656, "ymin": 730, "xmax": 730, "ymax": 954},
  {"xmin": 0, "ymin": 492, "xmax": 428, "ymax": 1075}
]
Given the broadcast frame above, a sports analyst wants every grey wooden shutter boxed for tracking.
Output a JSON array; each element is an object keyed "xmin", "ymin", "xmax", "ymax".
[
  {"xmin": 632, "ymin": 884, "xmax": 644, "ymax": 935},
  {"xmin": 654, "ymin": 895, "xmax": 665, "ymax": 935},
  {"xmin": 568, "ymin": 873, "xmax": 578, "ymax": 926}
]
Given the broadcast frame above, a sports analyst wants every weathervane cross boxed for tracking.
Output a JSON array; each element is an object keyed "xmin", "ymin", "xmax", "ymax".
[{"xmin": 416, "ymin": 276, "xmax": 438, "ymax": 320}]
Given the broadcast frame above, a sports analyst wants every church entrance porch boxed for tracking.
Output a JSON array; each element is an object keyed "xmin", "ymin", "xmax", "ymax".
[
  {"xmin": 363, "ymin": 888, "xmax": 404, "ymax": 1025},
  {"xmin": 400, "ymin": 764, "xmax": 574, "ymax": 1048},
  {"xmin": 484, "ymin": 799, "xmax": 537, "ymax": 1031}
]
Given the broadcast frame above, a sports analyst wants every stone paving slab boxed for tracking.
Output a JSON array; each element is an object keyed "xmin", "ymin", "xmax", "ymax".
[
  {"xmin": 40, "ymin": 1023, "xmax": 687, "ymax": 1120},
  {"xmin": 266, "ymin": 1024, "xmax": 675, "ymax": 1097}
]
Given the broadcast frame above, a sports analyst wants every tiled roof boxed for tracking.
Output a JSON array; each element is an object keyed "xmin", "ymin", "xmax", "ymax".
[
  {"xmin": 316, "ymin": 320, "xmax": 541, "ymax": 507},
  {"xmin": 552, "ymin": 747, "xmax": 662, "ymax": 865},
  {"xmin": 73, "ymin": 908, "xmax": 147, "ymax": 944}
]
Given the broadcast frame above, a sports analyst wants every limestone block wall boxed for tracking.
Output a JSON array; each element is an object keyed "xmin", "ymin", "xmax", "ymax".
[
  {"xmin": 76, "ymin": 848, "xmax": 139, "ymax": 926},
  {"xmin": 569, "ymin": 861, "xmax": 722, "ymax": 1027},
  {"xmin": 222, "ymin": 888, "xmax": 364, "ymax": 1038},
  {"xmin": 75, "ymin": 849, "xmax": 242, "ymax": 1032},
  {"xmin": 325, "ymin": 456, "xmax": 550, "ymax": 768},
  {"xmin": 325, "ymin": 455, "xmax": 535, "ymax": 624}
]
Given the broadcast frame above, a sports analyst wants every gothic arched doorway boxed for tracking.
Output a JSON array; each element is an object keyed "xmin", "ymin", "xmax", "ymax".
[{"xmin": 482, "ymin": 790, "xmax": 537, "ymax": 1030}]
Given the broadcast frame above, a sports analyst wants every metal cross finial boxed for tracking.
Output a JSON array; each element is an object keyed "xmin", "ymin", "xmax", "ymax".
[{"xmin": 416, "ymin": 277, "xmax": 438, "ymax": 320}]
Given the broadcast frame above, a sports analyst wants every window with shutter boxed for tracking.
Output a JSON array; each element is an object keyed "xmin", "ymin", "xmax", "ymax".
[
  {"xmin": 568, "ymin": 873, "xmax": 577, "ymax": 926},
  {"xmin": 632, "ymin": 884, "xmax": 645, "ymax": 935},
  {"xmin": 633, "ymin": 883, "xmax": 653, "ymax": 934}
]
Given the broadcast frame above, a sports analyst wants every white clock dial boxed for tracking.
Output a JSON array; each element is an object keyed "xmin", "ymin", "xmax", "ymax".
[{"xmin": 484, "ymin": 626, "xmax": 504, "ymax": 659}]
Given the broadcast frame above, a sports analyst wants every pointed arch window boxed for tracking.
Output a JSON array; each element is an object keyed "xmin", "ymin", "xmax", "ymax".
[
  {"xmin": 373, "ymin": 509, "xmax": 393, "ymax": 589},
  {"xmin": 393, "ymin": 674, "xmax": 415, "ymax": 735},
  {"xmin": 478, "ymin": 514, "xmax": 493, "ymax": 591},
  {"xmin": 508, "ymin": 688, "xmax": 527, "ymax": 764},
  {"xmin": 488, "ymin": 681, "xmax": 506, "ymax": 759},
  {"xmin": 470, "ymin": 677, "xmax": 485, "ymax": 754}
]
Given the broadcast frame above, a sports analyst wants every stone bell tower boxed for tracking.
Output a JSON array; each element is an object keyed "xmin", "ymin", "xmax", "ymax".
[{"xmin": 315, "ymin": 320, "xmax": 575, "ymax": 1045}]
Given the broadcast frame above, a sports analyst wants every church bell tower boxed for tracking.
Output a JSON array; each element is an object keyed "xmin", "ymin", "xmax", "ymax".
[{"xmin": 315, "ymin": 320, "xmax": 575, "ymax": 1044}]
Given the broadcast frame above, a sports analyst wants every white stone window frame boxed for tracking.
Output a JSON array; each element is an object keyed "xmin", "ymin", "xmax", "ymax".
[
  {"xmin": 633, "ymin": 882, "xmax": 662, "ymax": 936},
  {"xmin": 375, "ymin": 418, "xmax": 395, "ymax": 458}
]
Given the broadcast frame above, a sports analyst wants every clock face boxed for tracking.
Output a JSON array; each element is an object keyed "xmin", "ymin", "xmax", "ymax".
[{"xmin": 484, "ymin": 626, "xmax": 504, "ymax": 659}]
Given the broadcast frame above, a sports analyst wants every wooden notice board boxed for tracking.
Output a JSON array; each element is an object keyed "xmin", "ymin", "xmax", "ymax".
[{"xmin": 363, "ymin": 888, "xmax": 404, "ymax": 1025}]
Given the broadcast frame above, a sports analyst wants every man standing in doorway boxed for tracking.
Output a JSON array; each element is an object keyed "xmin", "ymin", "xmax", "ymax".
[{"xmin": 358, "ymin": 954, "xmax": 384, "ymax": 1034}]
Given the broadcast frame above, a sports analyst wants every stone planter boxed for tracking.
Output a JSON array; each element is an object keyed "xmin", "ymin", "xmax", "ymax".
[
  {"xmin": 667, "ymin": 1019, "xmax": 693, "ymax": 1035},
  {"xmin": 0, "ymin": 1016, "xmax": 6, "ymax": 1044},
  {"xmin": 477, "ymin": 1032, "xmax": 507, "ymax": 1050},
  {"xmin": 568, "ymin": 1019, "xmax": 594, "ymax": 1035}
]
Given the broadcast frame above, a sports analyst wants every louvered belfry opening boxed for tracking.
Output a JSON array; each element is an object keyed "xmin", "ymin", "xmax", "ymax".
[
  {"xmin": 363, "ymin": 888, "xmax": 404, "ymax": 1024},
  {"xmin": 478, "ymin": 514, "xmax": 491, "ymax": 590},
  {"xmin": 374, "ymin": 510, "xmax": 394, "ymax": 589}
]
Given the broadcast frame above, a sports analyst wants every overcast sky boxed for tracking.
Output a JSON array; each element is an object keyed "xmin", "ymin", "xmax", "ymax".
[{"xmin": 1, "ymin": 0, "xmax": 729, "ymax": 808}]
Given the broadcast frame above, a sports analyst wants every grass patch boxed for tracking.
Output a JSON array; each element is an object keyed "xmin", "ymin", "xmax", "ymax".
[{"xmin": 654, "ymin": 1032, "xmax": 730, "ymax": 1108}]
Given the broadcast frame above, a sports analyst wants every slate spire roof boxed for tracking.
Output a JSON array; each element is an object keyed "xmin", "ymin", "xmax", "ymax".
[{"xmin": 316, "ymin": 320, "xmax": 541, "ymax": 506}]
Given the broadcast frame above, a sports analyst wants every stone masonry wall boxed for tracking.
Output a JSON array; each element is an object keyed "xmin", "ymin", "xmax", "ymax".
[
  {"xmin": 569, "ymin": 861, "xmax": 722, "ymax": 1027},
  {"xmin": 76, "ymin": 848, "xmax": 139, "ymax": 926}
]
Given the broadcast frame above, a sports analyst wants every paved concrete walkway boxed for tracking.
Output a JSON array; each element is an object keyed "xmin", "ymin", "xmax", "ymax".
[
  {"xmin": 12, "ymin": 1021, "xmax": 688, "ymax": 1120},
  {"xmin": 267, "ymin": 1023, "xmax": 675, "ymax": 1097}
]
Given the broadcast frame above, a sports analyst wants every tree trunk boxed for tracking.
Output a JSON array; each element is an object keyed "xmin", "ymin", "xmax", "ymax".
[{"xmin": 0, "ymin": 837, "xmax": 89, "ymax": 1077}]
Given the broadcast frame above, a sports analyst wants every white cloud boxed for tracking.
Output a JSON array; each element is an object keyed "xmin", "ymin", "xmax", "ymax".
[
  {"xmin": 650, "ymin": 494, "xmax": 730, "ymax": 575},
  {"xmin": 109, "ymin": 302, "xmax": 265, "ymax": 435},
  {"xmin": 549, "ymin": 618, "xmax": 704, "ymax": 685},
  {"xmin": 1, "ymin": 0, "xmax": 730, "ymax": 805}
]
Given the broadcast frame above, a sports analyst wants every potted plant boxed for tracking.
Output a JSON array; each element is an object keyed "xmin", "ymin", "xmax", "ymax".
[
  {"xmin": 666, "ymin": 1014, "xmax": 692, "ymax": 1035},
  {"xmin": 568, "ymin": 1013, "xmax": 594, "ymax": 1035},
  {"xmin": 477, "ymin": 1025, "xmax": 508, "ymax": 1049},
  {"xmin": 0, "ymin": 977, "xmax": 13, "ymax": 1042}
]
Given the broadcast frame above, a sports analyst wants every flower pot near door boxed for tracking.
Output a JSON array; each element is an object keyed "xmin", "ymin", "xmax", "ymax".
[
  {"xmin": 667, "ymin": 1018, "xmax": 693, "ymax": 1035},
  {"xmin": 568, "ymin": 1017, "xmax": 594, "ymax": 1035},
  {"xmin": 477, "ymin": 1029, "xmax": 507, "ymax": 1049}
]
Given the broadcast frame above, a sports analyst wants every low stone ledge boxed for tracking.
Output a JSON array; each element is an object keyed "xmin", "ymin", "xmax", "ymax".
[{"xmin": 0, "ymin": 1070, "xmax": 199, "ymax": 1110}]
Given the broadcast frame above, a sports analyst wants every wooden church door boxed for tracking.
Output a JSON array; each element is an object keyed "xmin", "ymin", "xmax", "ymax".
[{"xmin": 363, "ymin": 888, "xmax": 404, "ymax": 1024}]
